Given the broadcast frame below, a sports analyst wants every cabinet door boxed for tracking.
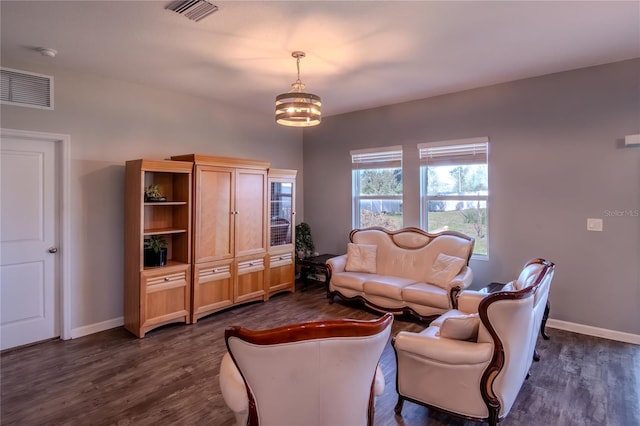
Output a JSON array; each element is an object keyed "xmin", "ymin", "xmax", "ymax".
[
  {"xmin": 268, "ymin": 252, "xmax": 294, "ymax": 294},
  {"xmin": 140, "ymin": 265, "xmax": 190, "ymax": 337},
  {"xmin": 235, "ymin": 168, "xmax": 267, "ymax": 257},
  {"xmin": 194, "ymin": 166, "xmax": 235, "ymax": 263},
  {"xmin": 192, "ymin": 260, "xmax": 234, "ymax": 322},
  {"xmin": 235, "ymin": 255, "xmax": 265, "ymax": 303},
  {"xmin": 269, "ymin": 179, "xmax": 295, "ymax": 248}
]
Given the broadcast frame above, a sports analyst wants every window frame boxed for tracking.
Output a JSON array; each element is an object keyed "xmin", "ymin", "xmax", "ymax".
[
  {"xmin": 350, "ymin": 146, "xmax": 403, "ymax": 230},
  {"xmin": 418, "ymin": 137, "xmax": 489, "ymax": 258}
]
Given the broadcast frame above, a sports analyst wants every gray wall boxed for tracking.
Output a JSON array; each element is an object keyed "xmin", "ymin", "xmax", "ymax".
[
  {"xmin": 1, "ymin": 61, "xmax": 303, "ymax": 332},
  {"xmin": 302, "ymin": 59, "xmax": 640, "ymax": 335}
]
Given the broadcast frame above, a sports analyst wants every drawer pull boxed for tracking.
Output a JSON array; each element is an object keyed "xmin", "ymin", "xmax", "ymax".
[{"xmin": 164, "ymin": 277, "xmax": 170, "ymax": 281}]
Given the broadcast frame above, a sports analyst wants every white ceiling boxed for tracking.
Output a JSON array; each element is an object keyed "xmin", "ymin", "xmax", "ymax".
[{"xmin": 2, "ymin": 1, "xmax": 639, "ymax": 118}]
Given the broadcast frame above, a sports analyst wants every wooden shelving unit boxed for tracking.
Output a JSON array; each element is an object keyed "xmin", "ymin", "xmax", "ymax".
[{"xmin": 124, "ymin": 159, "xmax": 192, "ymax": 337}]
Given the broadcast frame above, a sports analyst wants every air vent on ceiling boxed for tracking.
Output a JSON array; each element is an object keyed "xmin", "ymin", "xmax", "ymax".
[
  {"xmin": 166, "ymin": 0, "xmax": 218, "ymax": 22},
  {"xmin": 1, "ymin": 67, "xmax": 53, "ymax": 110}
]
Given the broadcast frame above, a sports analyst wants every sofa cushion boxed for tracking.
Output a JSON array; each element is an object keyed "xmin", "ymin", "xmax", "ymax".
[
  {"xmin": 402, "ymin": 283, "xmax": 451, "ymax": 310},
  {"xmin": 345, "ymin": 243, "xmax": 377, "ymax": 274},
  {"xmin": 429, "ymin": 253, "xmax": 465, "ymax": 289},
  {"xmin": 330, "ymin": 272, "xmax": 372, "ymax": 292},
  {"xmin": 437, "ymin": 313, "xmax": 480, "ymax": 342},
  {"xmin": 363, "ymin": 276, "xmax": 416, "ymax": 300}
]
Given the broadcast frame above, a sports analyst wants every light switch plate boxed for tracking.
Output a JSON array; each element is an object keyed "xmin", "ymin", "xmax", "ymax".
[{"xmin": 587, "ymin": 218, "xmax": 603, "ymax": 232}]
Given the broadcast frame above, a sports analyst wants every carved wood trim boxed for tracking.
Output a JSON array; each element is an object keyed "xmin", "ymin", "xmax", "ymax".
[
  {"xmin": 348, "ymin": 226, "xmax": 475, "ymax": 264},
  {"xmin": 327, "ymin": 290, "xmax": 440, "ymax": 324},
  {"xmin": 449, "ymin": 285, "xmax": 462, "ymax": 309},
  {"xmin": 225, "ymin": 312, "xmax": 393, "ymax": 345}
]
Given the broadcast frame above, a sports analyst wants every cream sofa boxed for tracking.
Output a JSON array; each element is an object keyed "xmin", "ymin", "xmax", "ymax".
[
  {"xmin": 326, "ymin": 227, "xmax": 475, "ymax": 321},
  {"xmin": 392, "ymin": 258, "xmax": 556, "ymax": 425}
]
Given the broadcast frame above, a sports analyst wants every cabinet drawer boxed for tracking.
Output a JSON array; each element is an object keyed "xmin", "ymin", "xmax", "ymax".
[
  {"xmin": 269, "ymin": 252, "xmax": 292, "ymax": 268},
  {"xmin": 144, "ymin": 270, "xmax": 188, "ymax": 293},
  {"xmin": 198, "ymin": 264, "xmax": 232, "ymax": 282},
  {"xmin": 237, "ymin": 258, "xmax": 265, "ymax": 275}
]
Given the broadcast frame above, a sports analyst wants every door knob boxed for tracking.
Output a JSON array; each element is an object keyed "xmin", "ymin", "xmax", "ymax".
[{"xmin": 48, "ymin": 247, "xmax": 58, "ymax": 253}]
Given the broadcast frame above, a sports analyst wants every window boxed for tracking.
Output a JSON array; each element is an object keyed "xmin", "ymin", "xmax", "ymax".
[
  {"xmin": 419, "ymin": 138, "xmax": 489, "ymax": 256},
  {"xmin": 351, "ymin": 146, "xmax": 403, "ymax": 230}
]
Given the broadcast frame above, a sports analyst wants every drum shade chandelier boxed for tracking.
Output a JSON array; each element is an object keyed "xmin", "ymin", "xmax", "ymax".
[{"xmin": 275, "ymin": 51, "xmax": 322, "ymax": 127}]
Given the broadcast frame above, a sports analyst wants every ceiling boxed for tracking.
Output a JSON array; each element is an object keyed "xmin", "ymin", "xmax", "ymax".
[{"xmin": 1, "ymin": 1, "xmax": 639, "ymax": 118}]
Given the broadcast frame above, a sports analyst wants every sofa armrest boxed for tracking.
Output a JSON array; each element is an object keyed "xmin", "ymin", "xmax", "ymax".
[
  {"xmin": 326, "ymin": 254, "xmax": 347, "ymax": 275},
  {"xmin": 457, "ymin": 290, "xmax": 488, "ymax": 314},
  {"xmin": 393, "ymin": 331, "xmax": 493, "ymax": 365},
  {"xmin": 448, "ymin": 266, "xmax": 474, "ymax": 291}
]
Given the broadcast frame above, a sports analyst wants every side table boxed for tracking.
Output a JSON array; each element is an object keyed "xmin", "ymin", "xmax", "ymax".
[
  {"xmin": 297, "ymin": 254, "xmax": 338, "ymax": 291},
  {"xmin": 478, "ymin": 282, "xmax": 550, "ymax": 340}
]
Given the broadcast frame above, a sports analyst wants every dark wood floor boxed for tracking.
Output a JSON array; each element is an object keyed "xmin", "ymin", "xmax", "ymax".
[{"xmin": 2, "ymin": 282, "xmax": 639, "ymax": 426}]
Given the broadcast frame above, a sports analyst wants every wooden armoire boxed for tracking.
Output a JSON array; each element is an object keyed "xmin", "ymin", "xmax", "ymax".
[{"xmin": 171, "ymin": 154, "xmax": 270, "ymax": 322}]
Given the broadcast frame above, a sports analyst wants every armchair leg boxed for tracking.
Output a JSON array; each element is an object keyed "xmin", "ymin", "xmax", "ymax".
[
  {"xmin": 541, "ymin": 301, "xmax": 550, "ymax": 340},
  {"xmin": 488, "ymin": 407, "xmax": 499, "ymax": 426},
  {"xmin": 394, "ymin": 395, "xmax": 405, "ymax": 415},
  {"xmin": 533, "ymin": 349, "xmax": 540, "ymax": 362}
]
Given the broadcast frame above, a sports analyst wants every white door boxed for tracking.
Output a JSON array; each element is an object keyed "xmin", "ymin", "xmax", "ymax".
[{"xmin": 1, "ymin": 137, "xmax": 58, "ymax": 350}]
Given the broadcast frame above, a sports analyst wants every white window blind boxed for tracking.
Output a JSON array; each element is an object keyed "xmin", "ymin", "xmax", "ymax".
[
  {"xmin": 419, "ymin": 137, "xmax": 487, "ymax": 166},
  {"xmin": 351, "ymin": 146, "xmax": 402, "ymax": 169}
]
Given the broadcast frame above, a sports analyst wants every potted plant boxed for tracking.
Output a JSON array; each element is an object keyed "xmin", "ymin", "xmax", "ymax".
[
  {"xmin": 144, "ymin": 235, "xmax": 168, "ymax": 267},
  {"xmin": 144, "ymin": 184, "xmax": 166, "ymax": 202},
  {"xmin": 295, "ymin": 222, "xmax": 315, "ymax": 259}
]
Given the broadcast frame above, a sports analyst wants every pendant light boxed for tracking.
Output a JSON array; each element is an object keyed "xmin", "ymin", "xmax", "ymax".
[{"xmin": 275, "ymin": 51, "xmax": 322, "ymax": 127}]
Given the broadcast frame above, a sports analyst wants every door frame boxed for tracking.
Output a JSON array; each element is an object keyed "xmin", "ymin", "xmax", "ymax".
[{"xmin": 1, "ymin": 128, "xmax": 72, "ymax": 340}]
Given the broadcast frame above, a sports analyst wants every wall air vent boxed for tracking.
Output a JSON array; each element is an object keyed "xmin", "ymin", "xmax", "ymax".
[
  {"xmin": 1, "ymin": 67, "xmax": 53, "ymax": 110},
  {"xmin": 166, "ymin": 0, "xmax": 218, "ymax": 22}
]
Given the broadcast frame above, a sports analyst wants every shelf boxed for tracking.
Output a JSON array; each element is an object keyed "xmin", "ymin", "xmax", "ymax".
[
  {"xmin": 144, "ymin": 201, "xmax": 188, "ymax": 206},
  {"xmin": 143, "ymin": 260, "xmax": 189, "ymax": 271},
  {"xmin": 144, "ymin": 227, "xmax": 188, "ymax": 236}
]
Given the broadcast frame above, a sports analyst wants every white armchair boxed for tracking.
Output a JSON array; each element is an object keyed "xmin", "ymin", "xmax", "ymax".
[
  {"xmin": 220, "ymin": 313, "xmax": 393, "ymax": 426},
  {"xmin": 392, "ymin": 258, "xmax": 555, "ymax": 426}
]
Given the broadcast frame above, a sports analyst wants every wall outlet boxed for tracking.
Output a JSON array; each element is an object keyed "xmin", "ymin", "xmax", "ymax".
[{"xmin": 587, "ymin": 218, "xmax": 603, "ymax": 232}]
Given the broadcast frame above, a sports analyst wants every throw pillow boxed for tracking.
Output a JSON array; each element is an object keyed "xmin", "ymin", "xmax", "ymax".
[
  {"xmin": 429, "ymin": 253, "xmax": 466, "ymax": 289},
  {"xmin": 437, "ymin": 313, "xmax": 480, "ymax": 341},
  {"xmin": 345, "ymin": 243, "xmax": 377, "ymax": 273}
]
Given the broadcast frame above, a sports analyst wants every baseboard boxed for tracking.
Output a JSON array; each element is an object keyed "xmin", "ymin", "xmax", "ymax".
[
  {"xmin": 70, "ymin": 317, "xmax": 124, "ymax": 339},
  {"xmin": 546, "ymin": 319, "xmax": 640, "ymax": 345},
  {"xmin": 68, "ymin": 316, "xmax": 639, "ymax": 345}
]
